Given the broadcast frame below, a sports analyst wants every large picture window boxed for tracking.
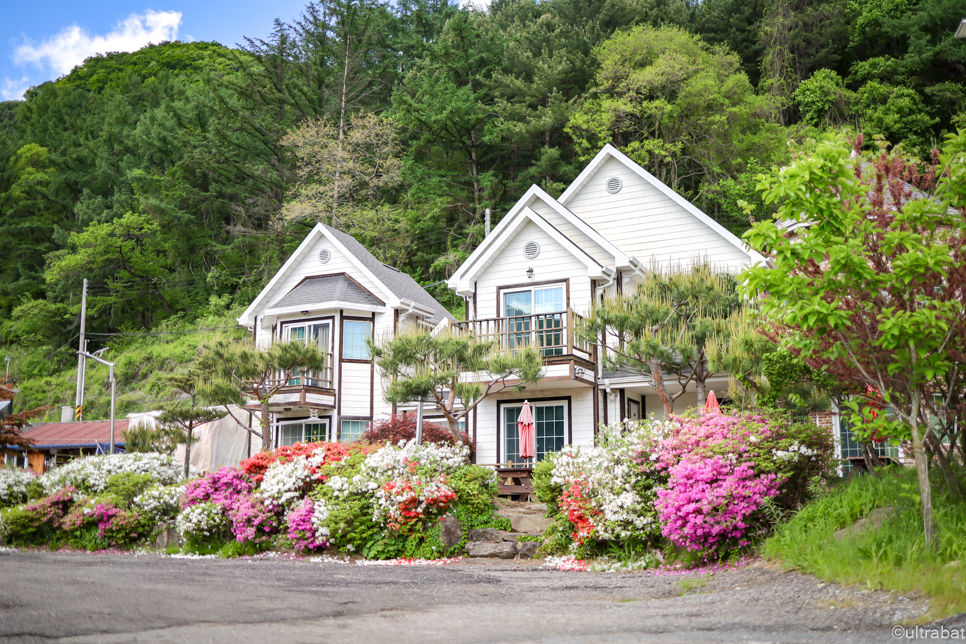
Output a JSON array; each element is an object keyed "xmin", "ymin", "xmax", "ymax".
[
  {"xmin": 502, "ymin": 284, "xmax": 566, "ymax": 356},
  {"xmin": 284, "ymin": 321, "xmax": 331, "ymax": 387},
  {"xmin": 343, "ymin": 320, "xmax": 372, "ymax": 360},
  {"xmin": 502, "ymin": 401, "xmax": 567, "ymax": 463},
  {"xmin": 277, "ymin": 420, "xmax": 329, "ymax": 447}
]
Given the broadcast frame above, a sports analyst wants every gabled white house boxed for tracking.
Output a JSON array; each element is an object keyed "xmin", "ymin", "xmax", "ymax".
[
  {"xmin": 447, "ymin": 144, "xmax": 764, "ymax": 465},
  {"xmin": 238, "ymin": 223, "xmax": 454, "ymax": 446}
]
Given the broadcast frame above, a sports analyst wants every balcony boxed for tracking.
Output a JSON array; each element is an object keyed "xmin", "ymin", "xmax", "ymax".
[
  {"xmin": 254, "ymin": 354, "xmax": 337, "ymax": 413},
  {"xmin": 451, "ymin": 310, "xmax": 596, "ymax": 367}
]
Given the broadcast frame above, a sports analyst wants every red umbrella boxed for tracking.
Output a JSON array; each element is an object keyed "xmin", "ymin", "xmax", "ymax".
[
  {"xmin": 704, "ymin": 390, "xmax": 721, "ymax": 415},
  {"xmin": 518, "ymin": 401, "xmax": 536, "ymax": 461}
]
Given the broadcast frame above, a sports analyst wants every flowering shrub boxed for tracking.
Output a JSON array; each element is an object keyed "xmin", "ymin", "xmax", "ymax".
[
  {"xmin": 228, "ymin": 494, "xmax": 278, "ymax": 544},
  {"xmin": 285, "ymin": 497, "xmax": 330, "ymax": 552},
  {"xmin": 0, "ymin": 487, "xmax": 76, "ymax": 543},
  {"xmin": 543, "ymin": 413, "xmax": 832, "ymax": 560},
  {"xmin": 240, "ymin": 442, "xmax": 354, "ymax": 484},
  {"xmin": 133, "ymin": 484, "xmax": 185, "ymax": 522},
  {"xmin": 548, "ymin": 420, "xmax": 667, "ymax": 552},
  {"xmin": 182, "ymin": 468, "xmax": 254, "ymax": 508},
  {"xmin": 0, "ymin": 467, "xmax": 40, "ymax": 509},
  {"xmin": 41, "ymin": 453, "xmax": 191, "ymax": 494},
  {"xmin": 176, "ymin": 501, "xmax": 230, "ymax": 541}
]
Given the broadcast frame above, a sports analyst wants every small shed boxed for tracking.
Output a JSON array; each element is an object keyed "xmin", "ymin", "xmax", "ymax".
[{"xmin": 13, "ymin": 420, "xmax": 129, "ymax": 474}]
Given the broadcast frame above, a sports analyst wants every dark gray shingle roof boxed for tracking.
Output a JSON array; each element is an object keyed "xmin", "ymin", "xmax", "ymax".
[
  {"xmin": 271, "ymin": 274, "xmax": 383, "ymax": 310},
  {"xmin": 322, "ymin": 224, "xmax": 455, "ymax": 324}
]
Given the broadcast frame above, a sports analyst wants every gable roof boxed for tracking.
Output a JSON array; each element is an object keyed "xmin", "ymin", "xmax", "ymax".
[
  {"xmin": 21, "ymin": 420, "xmax": 129, "ymax": 449},
  {"xmin": 447, "ymin": 186, "xmax": 625, "ymax": 294},
  {"xmin": 448, "ymin": 205, "xmax": 615, "ymax": 295},
  {"xmin": 239, "ymin": 223, "xmax": 454, "ymax": 326},
  {"xmin": 558, "ymin": 144, "xmax": 765, "ymax": 265},
  {"xmin": 271, "ymin": 274, "xmax": 384, "ymax": 310}
]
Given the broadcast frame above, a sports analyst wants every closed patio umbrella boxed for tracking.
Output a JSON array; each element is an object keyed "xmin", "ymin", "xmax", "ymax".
[
  {"xmin": 704, "ymin": 390, "xmax": 721, "ymax": 415},
  {"xmin": 518, "ymin": 401, "xmax": 536, "ymax": 462}
]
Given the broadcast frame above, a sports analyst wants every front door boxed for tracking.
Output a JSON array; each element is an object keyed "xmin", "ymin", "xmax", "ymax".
[{"xmin": 502, "ymin": 402, "xmax": 567, "ymax": 464}]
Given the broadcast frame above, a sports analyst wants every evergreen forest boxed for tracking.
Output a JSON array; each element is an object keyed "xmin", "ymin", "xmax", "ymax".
[{"xmin": 3, "ymin": 0, "xmax": 966, "ymax": 415}]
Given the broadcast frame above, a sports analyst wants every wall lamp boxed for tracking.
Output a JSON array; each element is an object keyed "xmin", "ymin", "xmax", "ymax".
[{"xmin": 526, "ymin": 267, "xmax": 534, "ymax": 279}]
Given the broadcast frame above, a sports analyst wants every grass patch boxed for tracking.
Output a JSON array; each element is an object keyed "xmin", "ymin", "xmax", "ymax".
[
  {"xmin": 763, "ymin": 466, "xmax": 966, "ymax": 619},
  {"xmin": 677, "ymin": 575, "xmax": 709, "ymax": 595}
]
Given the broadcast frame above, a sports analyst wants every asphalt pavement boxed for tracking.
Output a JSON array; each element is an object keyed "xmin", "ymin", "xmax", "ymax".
[{"xmin": 0, "ymin": 549, "xmax": 947, "ymax": 643}]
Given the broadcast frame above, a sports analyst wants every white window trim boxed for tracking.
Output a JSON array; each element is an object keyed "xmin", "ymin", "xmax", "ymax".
[
  {"xmin": 275, "ymin": 418, "xmax": 331, "ymax": 446},
  {"xmin": 501, "ymin": 283, "xmax": 567, "ymax": 317},
  {"xmin": 501, "ymin": 399, "xmax": 569, "ymax": 464}
]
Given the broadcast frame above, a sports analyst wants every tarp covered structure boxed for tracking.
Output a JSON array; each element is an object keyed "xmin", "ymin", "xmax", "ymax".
[{"xmin": 128, "ymin": 406, "xmax": 256, "ymax": 472}]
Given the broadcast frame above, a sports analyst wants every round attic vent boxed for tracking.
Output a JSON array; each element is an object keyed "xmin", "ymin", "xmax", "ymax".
[
  {"xmin": 318, "ymin": 249, "xmax": 331, "ymax": 264},
  {"xmin": 606, "ymin": 176, "xmax": 623, "ymax": 194},
  {"xmin": 523, "ymin": 241, "xmax": 541, "ymax": 260}
]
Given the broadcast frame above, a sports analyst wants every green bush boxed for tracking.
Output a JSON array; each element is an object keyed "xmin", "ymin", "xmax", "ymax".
[
  {"xmin": 532, "ymin": 460, "xmax": 561, "ymax": 514},
  {"xmin": 105, "ymin": 472, "xmax": 156, "ymax": 505}
]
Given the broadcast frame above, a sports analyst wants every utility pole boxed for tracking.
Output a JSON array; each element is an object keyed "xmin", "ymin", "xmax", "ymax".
[
  {"xmin": 74, "ymin": 278, "xmax": 87, "ymax": 421},
  {"xmin": 4, "ymin": 356, "xmax": 9, "ymax": 381},
  {"xmin": 78, "ymin": 350, "xmax": 116, "ymax": 454},
  {"xmin": 415, "ymin": 398, "xmax": 424, "ymax": 446}
]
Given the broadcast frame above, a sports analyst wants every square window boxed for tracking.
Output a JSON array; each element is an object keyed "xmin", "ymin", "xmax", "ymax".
[{"xmin": 341, "ymin": 420, "xmax": 369, "ymax": 442}]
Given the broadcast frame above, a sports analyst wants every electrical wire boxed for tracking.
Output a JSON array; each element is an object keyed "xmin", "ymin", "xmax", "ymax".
[{"xmin": 44, "ymin": 332, "xmax": 80, "ymax": 360}]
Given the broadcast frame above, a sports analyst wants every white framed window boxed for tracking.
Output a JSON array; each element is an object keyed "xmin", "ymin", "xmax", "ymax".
[
  {"xmin": 343, "ymin": 320, "xmax": 372, "ymax": 360},
  {"xmin": 340, "ymin": 419, "xmax": 370, "ymax": 442},
  {"xmin": 283, "ymin": 320, "xmax": 332, "ymax": 387},
  {"xmin": 501, "ymin": 400, "xmax": 568, "ymax": 463},
  {"xmin": 502, "ymin": 284, "xmax": 566, "ymax": 356},
  {"xmin": 628, "ymin": 398, "xmax": 641, "ymax": 421},
  {"xmin": 276, "ymin": 419, "xmax": 330, "ymax": 447}
]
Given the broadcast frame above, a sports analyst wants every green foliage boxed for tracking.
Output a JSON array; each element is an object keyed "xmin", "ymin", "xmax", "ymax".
[
  {"xmin": 105, "ymin": 472, "xmax": 156, "ymax": 506},
  {"xmin": 794, "ymin": 69, "xmax": 853, "ymax": 127},
  {"xmin": 764, "ymin": 467, "xmax": 966, "ymax": 618},
  {"xmin": 531, "ymin": 459, "xmax": 561, "ymax": 514}
]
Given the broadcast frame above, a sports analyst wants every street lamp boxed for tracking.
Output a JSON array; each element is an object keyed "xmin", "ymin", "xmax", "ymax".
[{"xmin": 77, "ymin": 350, "xmax": 118, "ymax": 454}]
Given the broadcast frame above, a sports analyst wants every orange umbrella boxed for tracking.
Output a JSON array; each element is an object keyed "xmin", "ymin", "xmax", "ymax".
[
  {"xmin": 704, "ymin": 390, "xmax": 721, "ymax": 415},
  {"xmin": 518, "ymin": 401, "xmax": 536, "ymax": 461}
]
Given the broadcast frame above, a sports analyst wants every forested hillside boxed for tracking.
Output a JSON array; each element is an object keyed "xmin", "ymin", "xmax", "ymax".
[{"xmin": 3, "ymin": 0, "xmax": 966, "ymax": 414}]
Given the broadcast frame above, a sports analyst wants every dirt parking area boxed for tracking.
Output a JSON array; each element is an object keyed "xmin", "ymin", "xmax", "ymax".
[{"xmin": 0, "ymin": 548, "xmax": 957, "ymax": 643}]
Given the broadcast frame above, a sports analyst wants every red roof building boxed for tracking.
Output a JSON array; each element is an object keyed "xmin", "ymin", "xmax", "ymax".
[{"xmin": 21, "ymin": 420, "xmax": 129, "ymax": 449}]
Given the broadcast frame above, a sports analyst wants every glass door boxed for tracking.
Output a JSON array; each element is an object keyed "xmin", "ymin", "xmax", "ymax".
[
  {"xmin": 502, "ymin": 402, "xmax": 567, "ymax": 464},
  {"xmin": 502, "ymin": 285, "xmax": 565, "ymax": 355},
  {"xmin": 285, "ymin": 321, "xmax": 331, "ymax": 387}
]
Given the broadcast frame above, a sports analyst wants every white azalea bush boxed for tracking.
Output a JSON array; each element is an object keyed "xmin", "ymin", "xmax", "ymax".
[
  {"xmin": 133, "ymin": 484, "xmax": 185, "ymax": 522},
  {"xmin": 175, "ymin": 502, "xmax": 230, "ymax": 541},
  {"xmin": 41, "ymin": 453, "xmax": 192, "ymax": 494},
  {"xmin": 0, "ymin": 468, "xmax": 41, "ymax": 509}
]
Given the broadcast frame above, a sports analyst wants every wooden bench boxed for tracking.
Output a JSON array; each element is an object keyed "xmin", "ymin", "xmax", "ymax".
[{"xmin": 487, "ymin": 465, "xmax": 535, "ymax": 501}]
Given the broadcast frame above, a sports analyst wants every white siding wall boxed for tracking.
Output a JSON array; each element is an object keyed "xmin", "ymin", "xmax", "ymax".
[
  {"xmin": 565, "ymin": 157, "xmax": 751, "ymax": 271},
  {"xmin": 474, "ymin": 221, "xmax": 594, "ymax": 320},
  {"xmin": 474, "ymin": 387, "xmax": 595, "ymax": 464},
  {"xmin": 340, "ymin": 362, "xmax": 373, "ymax": 417},
  {"xmin": 528, "ymin": 199, "xmax": 611, "ymax": 266}
]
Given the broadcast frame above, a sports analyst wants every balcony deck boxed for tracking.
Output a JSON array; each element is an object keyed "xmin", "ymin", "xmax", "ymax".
[
  {"xmin": 451, "ymin": 309, "xmax": 596, "ymax": 373},
  {"xmin": 247, "ymin": 359, "xmax": 337, "ymax": 413}
]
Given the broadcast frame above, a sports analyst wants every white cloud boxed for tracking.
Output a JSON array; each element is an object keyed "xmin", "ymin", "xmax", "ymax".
[
  {"xmin": 14, "ymin": 10, "xmax": 182, "ymax": 77},
  {"xmin": 1, "ymin": 77, "xmax": 31, "ymax": 101}
]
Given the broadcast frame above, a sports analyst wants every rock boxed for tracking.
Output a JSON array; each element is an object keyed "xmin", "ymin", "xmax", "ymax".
[
  {"xmin": 507, "ymin": 513, "xmax": 552, "ymax": 535},
  {"xmin": 833, "ymin": 506, "xmax": 897, "ymax": 541},
  {"xmin": 152, "ymin": 525, "xmax": 181, "ymax": 550},
  {"xmin": 465, "ymin": 541, "xmax": 517, "ymax": 559},
  {"xmin": 438, "ymin": 515, "xmax": 463, "ymax": 548},
  {"xmin": 516, "ymin": 541, "xmax": 539, "ymax": 559},
  {"xmin": 468, "ymin": 528, "xmax": 504, "ymax": 543}
]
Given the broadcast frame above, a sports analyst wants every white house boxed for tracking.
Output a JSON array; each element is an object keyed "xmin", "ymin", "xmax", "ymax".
[
  {"xmin": 237, "ymin": 223, "xmax": 454, "ymax": 446},
  {"xmin": 446, "ymin": 144, "xmax": 764, "ymax": 465}
]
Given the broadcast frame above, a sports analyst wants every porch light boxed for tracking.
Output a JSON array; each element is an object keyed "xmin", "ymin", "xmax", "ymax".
[
  {"xmin": 526, "ymin": 266, "xmax": 534, "ymax": 279},
  {"xmin": 300, "ymin": 310, "xmax": 309, "ymax": 315}
]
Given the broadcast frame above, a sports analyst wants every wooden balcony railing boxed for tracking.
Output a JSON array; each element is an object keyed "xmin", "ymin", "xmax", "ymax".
[
  {"xmin": 266, "ymin": 352, "xmax": 335, "ymax": 390},
  {"xmin": 451, "ymin": 310, "xmax": 594, "ymax": 362}
]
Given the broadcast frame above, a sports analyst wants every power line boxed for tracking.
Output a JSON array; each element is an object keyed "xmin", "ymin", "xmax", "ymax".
[{"xmin": 45, "ymin": 332, "xmax": 80, "ymax": 360}]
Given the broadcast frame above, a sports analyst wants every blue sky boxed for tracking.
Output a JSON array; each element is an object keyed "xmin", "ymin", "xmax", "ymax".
[{"xmin": 1, "ymin": 0, "xmax": 315, "ymax": 100}]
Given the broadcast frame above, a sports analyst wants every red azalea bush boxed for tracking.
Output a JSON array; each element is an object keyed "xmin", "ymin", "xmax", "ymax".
[
  {"xmin": 241, "ymin": 441, "xmax": 358, "ymax": 484},
  {"xmin": 362, "ymin": 414, "xmax": 468, "ymax": 447}
]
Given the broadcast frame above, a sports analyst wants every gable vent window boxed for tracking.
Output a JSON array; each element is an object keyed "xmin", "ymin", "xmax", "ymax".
[
  {"xmin": 318, "ymin": 249, "xmax": 331, "ymax": 264},
  {"xmin": 523, "ymin": 241, "xmax": 541, "ymax": 260},
  {"xmin": 605, "ymin": 177, "xmax": 623, "ymax": 194}
]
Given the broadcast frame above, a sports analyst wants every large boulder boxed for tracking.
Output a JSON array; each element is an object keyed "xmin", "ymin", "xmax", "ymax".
[
  {"xmin": 465, "ymin": 541, "xmax": 517, "ymax": 559},
  {"xmin": 833, "ymin": 507, "xmax": 897, "ymax": 541},
  {"xmin": 469, "ymin": 528, "xmax": 518, "ymax": 543},
  {"xmin": 506, "ymin": 513, "xmax": 552, "ymax": 535},
  {"xmin": 438, "ymin": 515, "xmax": 463, "ymax": 548},
  {"xmin": 516, "ymin": 541, "xmax": 540, "ymax": 559}
]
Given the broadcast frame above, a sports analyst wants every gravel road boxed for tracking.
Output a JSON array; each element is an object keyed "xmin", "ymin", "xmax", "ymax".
[{"xmin": 0, "ymin": 549, "xmax": 952, "ymax": 643}]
